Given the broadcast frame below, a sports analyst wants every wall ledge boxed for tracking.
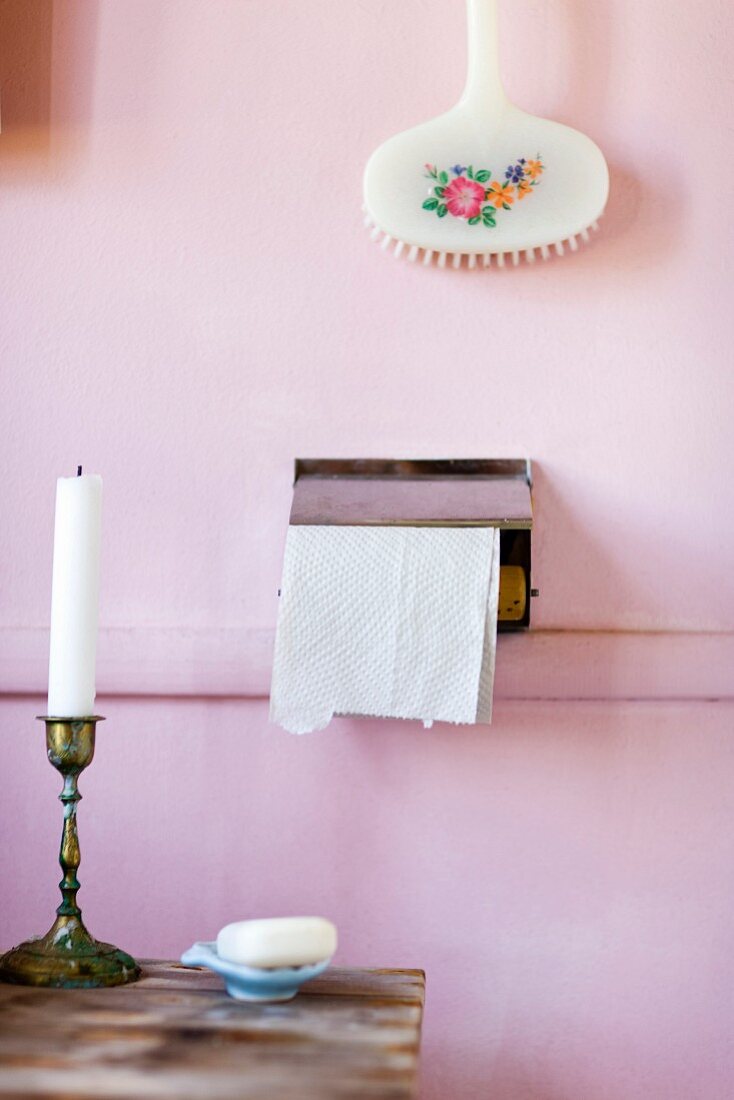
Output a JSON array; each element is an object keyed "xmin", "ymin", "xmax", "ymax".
[{"xmin": 0, "ymin": 626, "xmax": 732, "ymax": 703}]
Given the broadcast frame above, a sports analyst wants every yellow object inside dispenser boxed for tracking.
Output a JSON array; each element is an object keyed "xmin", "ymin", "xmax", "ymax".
[{"xmin": 498, "ymin": 565, "xmax": 526, "ymax": 622}]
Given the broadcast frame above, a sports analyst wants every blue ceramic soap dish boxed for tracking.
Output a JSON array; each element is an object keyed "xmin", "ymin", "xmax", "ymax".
[{"xmin": 180, "ymin": 941, "xmax": 331, "ymax": 1003}]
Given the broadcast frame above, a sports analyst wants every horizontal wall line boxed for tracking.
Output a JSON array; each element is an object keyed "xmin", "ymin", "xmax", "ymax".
[{"xmin": 1, "ymin": 627, "xmax": 732, "ymax": 703}]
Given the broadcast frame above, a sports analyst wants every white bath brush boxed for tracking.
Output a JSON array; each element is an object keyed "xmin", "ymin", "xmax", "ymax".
[{"xmin": 363, "ymin": 0, "xmax": 609, "ymax": 269}]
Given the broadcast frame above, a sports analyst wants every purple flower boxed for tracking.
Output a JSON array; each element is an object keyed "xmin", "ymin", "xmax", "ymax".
[{"xmin": 450, "ymin": 164, "xmax": 467, "ymax": 176}]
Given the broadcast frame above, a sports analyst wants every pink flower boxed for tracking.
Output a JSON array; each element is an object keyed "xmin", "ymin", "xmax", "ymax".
[{"xmin": 443, "ymin": 176, "xmax": 486, "ymax": 219}]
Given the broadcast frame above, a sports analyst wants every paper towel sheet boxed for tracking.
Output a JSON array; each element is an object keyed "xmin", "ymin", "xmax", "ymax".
[{"xmin": 270, "ymin": 525, "xmax": 500, "ymax": 734}]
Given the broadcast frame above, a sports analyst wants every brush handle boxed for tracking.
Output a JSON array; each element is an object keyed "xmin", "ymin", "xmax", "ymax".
[{"xmin": 461, "ymin": 0, "xmax": 507, "ymax": 111}]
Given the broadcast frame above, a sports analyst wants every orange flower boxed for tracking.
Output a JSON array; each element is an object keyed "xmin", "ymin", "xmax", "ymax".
[
  {"xmin": 486, "ymin": 181, "xmax": 515, "ymax": 208},
  {"xmin": 516, "ymin": 179, "xmax": 532, "ymax": 200},
  {"xmin": 525, "ymin": 159, "xmax": 544, "ymax": 180}
]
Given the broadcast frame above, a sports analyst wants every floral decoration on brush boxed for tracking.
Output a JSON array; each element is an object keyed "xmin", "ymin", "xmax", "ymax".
[{"xmin": 422, "ymin": 158, "xmax": 544, "ymax": 227}]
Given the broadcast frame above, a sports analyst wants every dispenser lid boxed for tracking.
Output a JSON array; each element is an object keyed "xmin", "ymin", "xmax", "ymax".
[{"xmin": 290, "ymin": 459, "xmax": 532, "ymax": 529}]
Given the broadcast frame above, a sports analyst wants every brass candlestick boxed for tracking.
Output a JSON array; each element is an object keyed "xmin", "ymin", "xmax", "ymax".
[{"xmin": 0, "ymin": 717, "xmax": 140, "ymax": 988}]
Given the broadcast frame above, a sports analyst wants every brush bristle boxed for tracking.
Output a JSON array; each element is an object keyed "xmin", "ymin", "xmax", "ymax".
[{"xmin": 365, "ymin": 213, "xmax": 603, "ymax": 268}]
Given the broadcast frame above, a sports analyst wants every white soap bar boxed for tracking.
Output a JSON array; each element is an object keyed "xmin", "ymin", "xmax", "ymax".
[{"xmin": 217, "ymin": 917, "xmax": 337, "ymax": 969}]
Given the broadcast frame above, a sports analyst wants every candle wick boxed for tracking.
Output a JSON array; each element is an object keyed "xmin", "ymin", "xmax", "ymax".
[{"xmin": 77, "ymin": 466, "xmax": 82, "ymax": 477}]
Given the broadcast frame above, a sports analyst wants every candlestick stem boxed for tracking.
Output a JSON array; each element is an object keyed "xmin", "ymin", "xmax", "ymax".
[
  {"xmin": 0, "ymin": 718, "xmax": 140, "ymax": 988},
  {"xmin": 58, "ymin": 772, "xmax": 82, "ymax": 918}
]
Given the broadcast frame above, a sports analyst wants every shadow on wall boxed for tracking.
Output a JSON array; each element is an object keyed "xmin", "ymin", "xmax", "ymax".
[
  {"xmin": 531, "ymin": 460, "xmax": 669, "ymax": 637},
  {"xmin": 534, "ymin": 451, "xmax": 729, "ymax": 636},
  {"xmin": 532, "ymin": 462, "xmax": 640, "ymax": 631},
  {"xmin": 555, "ymin": 0, "xmax": 682, "ymax": 272},
  {"xmin": 0, "ymin": 0, "xmax": 98, "ymax": 177},
  {"xmin": 510, "ymin": 1, "xmax": 682, "ymax": 276},
  {"xmin": 601, "ymin": 162, "xmax": 681, "ymax": 273}
]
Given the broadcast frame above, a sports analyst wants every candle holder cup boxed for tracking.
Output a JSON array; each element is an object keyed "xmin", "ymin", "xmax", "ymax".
[{"xmin": 0, "ymin": 717, "xmax": 140, "ymax": 988}]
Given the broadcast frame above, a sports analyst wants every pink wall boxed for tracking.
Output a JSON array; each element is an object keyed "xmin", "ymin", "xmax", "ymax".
[
  {"xmin": 1, "ymin": 2, "xmax": 733, "ymax": 1097},
  {"xmin": 3, "ymin": 696, "xmax": 734, "ymax": 1099}
]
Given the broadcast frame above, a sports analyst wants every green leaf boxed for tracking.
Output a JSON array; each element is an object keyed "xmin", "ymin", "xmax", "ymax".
[
  {"xmin": 468, "ymin": 216, "xmax": 481, "ymax": 225},
  {"xmin": 437, "ymin": 203, "xmax": 448, "ymax": 218},
  {"xmin": 435, "ymin": 186, "xmax": 445, "ymax": 197},
  {"xmin": 475, "ymin": 169, "xmax": 490, "ymax": 183},
  {"xmin": 467, "ymin": 165, "xmax": 474, "ymax": 179},
  {"xmin": 503, "ymin": 202, "xmax": 512, "ymax": 211},
  {"xmin": 482, "ymin": 208, "xmax": 496, "ymax": 227},
  {"xmin": 422, "ymin": 198, "xmax": 439, "ymax": 211},
  {"xmin": 439, "ymin": 171, "xmax": 449, "ymax": 184}
]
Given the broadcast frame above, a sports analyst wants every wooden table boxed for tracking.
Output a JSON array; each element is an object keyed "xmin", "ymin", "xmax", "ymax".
[{"xmin": 0, "ymin": 961, "xmax": 425, "ymax": 1099}]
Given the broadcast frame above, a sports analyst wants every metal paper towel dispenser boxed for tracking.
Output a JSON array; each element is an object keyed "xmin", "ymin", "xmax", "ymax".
[{"xmin": 290, "ymin": 458, "xmax": 535, "ymax": 631}]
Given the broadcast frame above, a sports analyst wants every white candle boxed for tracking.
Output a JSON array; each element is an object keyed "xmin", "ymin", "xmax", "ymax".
[{"xmin": 47, "ymin": 471, "xmax": 103, "ymax": 718}]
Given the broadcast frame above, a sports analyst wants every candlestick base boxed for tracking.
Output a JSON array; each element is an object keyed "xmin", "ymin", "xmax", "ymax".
[
  {"xmin": 0, "ymin": 717, "xmax": 140, "ymax": 989},
  {"xmin": 0, "ymin": 917, "xmax": 139, "ymax": 989}
]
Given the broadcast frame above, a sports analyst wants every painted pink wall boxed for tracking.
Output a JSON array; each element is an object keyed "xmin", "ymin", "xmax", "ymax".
[
  {"xmin": 1, "ymin": 2, "xmax": 733, "ymax": 1098},
  {"xmin": 3, "ymin": 696, "xmax": 734, "ymax": 1099},
  {"xmin": 0, "ymin": 0, "xmax": 732, "ymax": 634}
]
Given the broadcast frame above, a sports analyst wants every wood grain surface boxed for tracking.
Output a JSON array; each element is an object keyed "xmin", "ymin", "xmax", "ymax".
[{"xmin": 0, "ymin": 962, "xmax": 425, "ymax": 1099}]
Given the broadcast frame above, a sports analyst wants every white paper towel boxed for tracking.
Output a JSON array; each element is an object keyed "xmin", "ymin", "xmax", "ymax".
[{"xmin": 269, "ymin": 525, "xmax": 500, "ymax": 734}]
